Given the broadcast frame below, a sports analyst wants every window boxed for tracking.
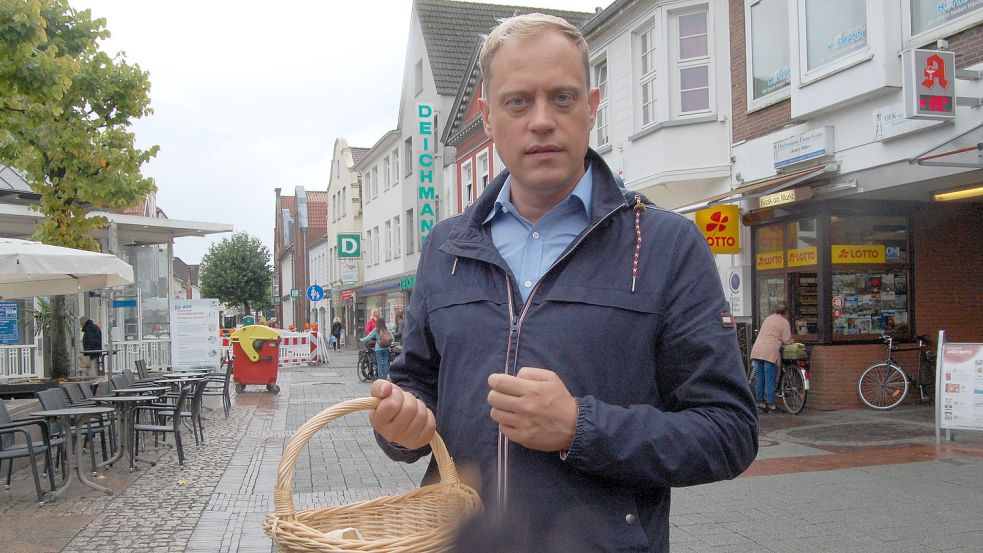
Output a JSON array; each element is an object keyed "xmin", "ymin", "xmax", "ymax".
[
  {"xmin": 373, "ymin": 226, "xmax": 380, "ymax": 265},
  {"xmin": 394, "ymin": 215, "xmax": 402, "ymax": 258},
  {"xmin": 414, "ymin": 59, "xmax": 423, "ymax": 95},
  {"xmin": 747, "ymin": 0, "xmax": 790, "ymax": 106},
  {"xmin": 383, "ymin": 156, "xmax": 390, "ymax": 190},
  {"xmin": 385, "ymin": 220, "xmax": 391, "ymax": 261},
  {"xmin": 637, "ymin": 23, "xmax": 658, "ymax": 126},
  {"xmin": 392, "ymin": 149, "xmax": 399, "ymax": 185},
  {"xmin": 372, "ymin": 167, "xmax": 379, "ymax": 199},
  {"xmin": 674, "ymin": 9, "xmax": 710, "ymax": 114},
  {"xmin": 910, "ymin": 0, "xmax": 983, "ymax": 37},
  {"xmin": 405, "ymin": 208, "xmax": 415, "ymax": 255},
  {"xmin": 803, "ymin": 0, "xmax": 868, "ymax": 73},
  {"xmin": 365, "ymin": 229, "xmax": 373, "ymax": 266},
  {"xmin": 593, "ymin": 59, "xmax": 609, "ymax": 146},
  {"xmin": 404, "ymin": 137, "xmax": 413, "ymax": 178},
  {"xmin": 341, "ymin": 188, "xmax": 346, "ymax": 217},
  {"xmin": 461, "ymin": 160, "xmax": 474, "ymax": 207},
  {"xmin": 476, "ymin": 152, "xmax": 489, "ymax": 197}
]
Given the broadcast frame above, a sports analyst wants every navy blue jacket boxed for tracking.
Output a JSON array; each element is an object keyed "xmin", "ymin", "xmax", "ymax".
[{"xmin": 383, "ymin": 150, "xmax": 758, "ymax": 552}]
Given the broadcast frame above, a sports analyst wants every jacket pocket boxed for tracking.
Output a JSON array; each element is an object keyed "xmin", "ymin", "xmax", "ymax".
[{"xmin": 533, "ymin": 284, "xmax": 660, "ymax": 315}]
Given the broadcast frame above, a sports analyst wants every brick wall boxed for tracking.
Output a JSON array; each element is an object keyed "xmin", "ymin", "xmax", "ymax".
[
  {"xmin": 808, "ymin": 344, "xmax": 921, "ymax": 410},
  {"xmin": 729, "ymin": 0, "xmax": 791, "ymax": 144},
  {"xmin": 948, "ymin": 24, "xmax": 983, "ymax": 68}
]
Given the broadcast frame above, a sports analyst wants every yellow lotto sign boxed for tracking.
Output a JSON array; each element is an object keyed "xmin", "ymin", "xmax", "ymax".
[
  {"xmin": 756, "ymin": 250, "xmax": 785, "ymax": 270},
  {"xmin": 788, "ymin": 247, "xmax": 818, "ymax": 267},
  {"xmin": 832, "ymin": 244, "xmax": 885, "ymax": 264},
  {"xmin": 695, "ymin": 205, "xmax": 740, "ymax": 254}
]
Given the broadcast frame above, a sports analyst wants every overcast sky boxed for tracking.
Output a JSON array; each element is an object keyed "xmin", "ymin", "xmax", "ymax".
[{"xmin": 82, "ymin": 0, "xmax": 611, "ymax": 264}]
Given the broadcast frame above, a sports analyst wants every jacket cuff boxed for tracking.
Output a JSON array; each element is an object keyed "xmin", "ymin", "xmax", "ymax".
[
  {"xmin": 560, "ymin": 396, "xmax": 593, "ymax": 463},
  {"xmin": 374, "ymin": 430, "xmax": 432, "ymax": 462}
]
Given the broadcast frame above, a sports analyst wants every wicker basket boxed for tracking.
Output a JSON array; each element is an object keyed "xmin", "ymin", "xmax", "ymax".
[{"xmin": 264, "ymin": 397, "xmax": 482, "ymax": 552}]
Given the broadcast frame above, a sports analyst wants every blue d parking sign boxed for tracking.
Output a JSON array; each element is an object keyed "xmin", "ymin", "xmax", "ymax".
[{"xmin": 306, "ymin": 285, "xmax": 325, "ymax": 302}]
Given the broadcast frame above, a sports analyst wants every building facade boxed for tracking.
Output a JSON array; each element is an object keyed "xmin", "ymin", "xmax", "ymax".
[{"xmin": 273, "ymin": 186, "xmax": 327, "ymax": 331}]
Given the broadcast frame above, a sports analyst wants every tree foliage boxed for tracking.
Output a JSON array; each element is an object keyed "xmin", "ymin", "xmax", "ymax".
[
  {"xmin": 1, "ymin": 0, "xmax": 158, "ymax": 377},
  {"xmin": 199, "ymin": 233, "xmax": 272, "ymax": 315},
  {"xmin": 0, "ymin": 0, "xmax": 158, "ymax": 251}
]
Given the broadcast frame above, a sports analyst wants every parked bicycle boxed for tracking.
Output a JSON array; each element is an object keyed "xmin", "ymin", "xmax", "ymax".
[
  {"xmin": 858, "ymin": 334, "xmax": 935, "ymax": 410},
  {"xmin": 356, "ymin": 339, "xmax": 401, "ymax": 382},
  {"xmin": 747, "ymin": 343, "xmax": 810, "ymax": 414}
]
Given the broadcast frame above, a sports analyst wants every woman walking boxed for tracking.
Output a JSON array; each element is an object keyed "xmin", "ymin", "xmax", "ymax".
[
  {"xmin": 361, "ymin": 318, "xmax": 392, "ymax": 380},
  {"xmin": 750, "ymin": 304, "xmax": 793, "ymax": 413},
  {"xmin": 330, "ymin": 317, "xmax": 343, "ymax": 352}
]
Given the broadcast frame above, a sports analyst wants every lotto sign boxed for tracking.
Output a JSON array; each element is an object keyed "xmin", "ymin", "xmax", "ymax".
[
  {"xmin": 695, "ymin": 206, "xmax": 740, "ymax": 254},
  {"xmin": 832, "ymin": 244, "xmax": 885, "ymax": 264},
  {"xmin": 788, "ymin": 247, "xmax": 818, "ymax": 267},
  {"xmin": 903, "ymin": 49, "xmax": 956, "ymax": 121},
  {"xmin": 756, "ymin": 250, "xmax": 784, "ymax": 270}
]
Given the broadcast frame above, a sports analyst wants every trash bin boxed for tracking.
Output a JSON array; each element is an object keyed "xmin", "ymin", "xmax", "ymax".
[{"xmin": 231, "ymin": 325, "xmax": 282, "ymax": 394}]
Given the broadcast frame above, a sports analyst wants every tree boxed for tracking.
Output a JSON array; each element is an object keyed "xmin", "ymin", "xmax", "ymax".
[
  {"xmin": 0, "ymin": 0, "xmax": 158, "ymax": 378},
  {"xmin": 199, "ymin": 233, "xmax": 272, "ymax": 316}
]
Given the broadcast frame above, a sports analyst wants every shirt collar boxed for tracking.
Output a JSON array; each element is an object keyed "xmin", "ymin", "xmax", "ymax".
[{"xmin": 482, "ymin": 164, "xmax": 593, "ymax": 225}]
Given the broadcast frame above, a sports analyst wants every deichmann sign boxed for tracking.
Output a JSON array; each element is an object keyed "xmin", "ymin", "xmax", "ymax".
[
  {"xmin": 832, "ymin": 244, "xmax": 885, "ymax": 264},
  {"xmin": 695, "ymin": 205, "xmax": 740, "ymax": 254},
  {"xmin": 416, "ymin": 104, "xmax": 438, "ymax": 246},
  {"xmin": 337, "ymin": 233, "xmax": 361, "ymax": 258}
]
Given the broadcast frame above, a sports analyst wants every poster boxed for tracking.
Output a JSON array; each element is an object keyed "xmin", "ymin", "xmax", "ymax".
[
  {"xmin": 0, "ymin": 301, "xmax": 18, "ymax": 345},
  {"xmin": 170, "ymin": 299, "xmax": 221, "ymax": 371},
  {"xmin": 939, "ymin": 343, "xmax": 983, "ymax": 431}
]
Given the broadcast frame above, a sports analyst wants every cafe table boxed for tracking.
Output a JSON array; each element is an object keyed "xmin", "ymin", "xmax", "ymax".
[
  {"xmin": 30, "ymin": 406, "xmax": 117, "ymax": 497},
  {"xmin": 111, "ymin": 386, "xmax": 169, "ymax": 396},
  {"xmin": 89, "ymin": 395, "xmax": 161, "ymax": 472}
]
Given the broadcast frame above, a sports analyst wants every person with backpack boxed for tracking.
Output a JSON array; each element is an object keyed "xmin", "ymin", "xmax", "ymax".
[
  {"xmin": 361, "ymin": 318, "xmax": 393, "ymax": 380},
  {"xmin": 330, "ymin": 316, "xmax": 344, "ymax": 352}
]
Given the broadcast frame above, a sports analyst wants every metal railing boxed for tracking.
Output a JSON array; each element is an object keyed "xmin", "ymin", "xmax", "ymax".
[
  {"xmin": 0, "ymin": 345, "xmax": 41, "ymax": 380},
  {"xmin": 110, "ymin": 339, "xmax": 171, "ymax": 372}
]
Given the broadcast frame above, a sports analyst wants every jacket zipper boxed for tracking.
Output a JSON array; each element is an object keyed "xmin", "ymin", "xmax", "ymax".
[{"xmin": 495, "ymin": 203, "xmax": 626, "ymax": 508}]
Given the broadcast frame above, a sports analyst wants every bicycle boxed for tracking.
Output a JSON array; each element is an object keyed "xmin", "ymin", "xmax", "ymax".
[
  {"xmin": 356, "ymin": 340, "xmax": 401, "ymax": 382},
  {"xmin": 858, "ymin": 334, "xmax": 936, "ymax": 410},
  {"xmin": 747, "ymin": 344, "xmax": 810, "ymax": 415}
]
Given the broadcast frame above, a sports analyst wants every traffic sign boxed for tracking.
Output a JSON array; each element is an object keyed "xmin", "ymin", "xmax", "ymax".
[{"xmin": 306, "ymin": 284, "xmax": 325, "ymax": 302}]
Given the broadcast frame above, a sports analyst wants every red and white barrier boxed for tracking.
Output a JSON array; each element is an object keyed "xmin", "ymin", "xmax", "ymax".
[{"xmin": 279, "ymin": 331, "xmax": 319, "ymax": 366}]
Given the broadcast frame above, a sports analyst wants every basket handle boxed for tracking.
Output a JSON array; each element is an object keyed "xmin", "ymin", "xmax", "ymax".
[{"xmin": 273, "ymin": 396, "xmax": 458, "ymax": 520}]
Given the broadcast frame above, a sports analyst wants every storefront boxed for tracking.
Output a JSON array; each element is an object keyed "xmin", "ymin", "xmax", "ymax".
[{"xmin": 355, "ymin": 276, "xmax": 409, "ymax": 337}]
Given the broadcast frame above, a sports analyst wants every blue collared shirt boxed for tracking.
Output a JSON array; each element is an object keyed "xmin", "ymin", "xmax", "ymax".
[{"xmin": 482, "ymin": 166, "xmax": 593, "ymax": 303}]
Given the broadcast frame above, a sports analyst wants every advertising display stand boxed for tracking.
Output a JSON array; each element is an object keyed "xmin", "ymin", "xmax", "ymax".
[{"xmin": 935, "ymin": 330, "xmax": 983, "ymax": 445}]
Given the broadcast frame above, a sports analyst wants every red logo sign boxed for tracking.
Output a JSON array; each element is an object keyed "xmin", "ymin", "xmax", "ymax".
[
  {"xmin": 704, "ymin": 210, "xmax": 729, "ymax": 234},
  {"xmin": 922, "ymin": 54, "xmax": 950, "ymax": 90}
]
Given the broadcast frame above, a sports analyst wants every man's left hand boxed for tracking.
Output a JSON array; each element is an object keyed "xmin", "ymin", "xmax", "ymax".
[{"xmin": 487, "ymin": 367, "xmax": 578, "ymax": 452}]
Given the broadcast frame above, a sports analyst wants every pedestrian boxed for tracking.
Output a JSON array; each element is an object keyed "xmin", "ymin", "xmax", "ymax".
[
  {"xmin": 392, "ymin": 307, "xmax": 404, "ymax": 342},
  {"xmin": 80, "ymin": 316, "xmax": 102, "ymax": 376},
  {"xmin": 361, "ymin": 318, "xmax": 392, "ymax": 380},
  {"xmin": 365, "ymin": 307, "xmax": 380, "ymax": 335},
  {"xmin": 367, "ymin": 13, "xmax": 757, "ymax": 552},
  {"xmin": 750, "ymin": 304, "xmax": 793, "ymax": 414},
  {"xmin": 330, "ymin": 316, "xmax": 344, "ymax": 352}
]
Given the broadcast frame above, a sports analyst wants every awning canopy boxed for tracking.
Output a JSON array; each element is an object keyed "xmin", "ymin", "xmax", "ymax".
[
  {"xmin": 673, "ymin": 163, "xmax": 836, "ymax": 214},
  {"xmin": 0, "ymin": 237, "xmax": 134, "ymax": 298},
  {"xmin": 910, "ymin": 122, "xmax": 983, "ymax": 169}
]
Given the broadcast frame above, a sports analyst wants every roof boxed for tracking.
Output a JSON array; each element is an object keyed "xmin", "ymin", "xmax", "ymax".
[
  {"xmin": 350, "ymin": 147, "xmax": 371, "ymax": 166},
  {"xmin": 580, "ymin": 0, "xmax": 632, "ymax": 36},
  {"xmin": 0, "ymin": 165, "xmax": 31, "ymax": 192},
  {"xmin": 416, "ymin": 0, "xmax": 593, "ymax": 95}
]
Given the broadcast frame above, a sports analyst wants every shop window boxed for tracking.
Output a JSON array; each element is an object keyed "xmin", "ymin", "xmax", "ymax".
[
  {"xmin": 753, "ymin": 218, "xmax": 819, "ymax": 338},
  {"xmin": 908, "ymin": 0, "xmax": 983, "ymax": 38},
  {"xmin": 746, "ymin": 0, "xmax": 791, "ymax": 108},
  {"xmin": 800, "ymin": 0, "xmax": 869, "ymax": 77},
  {"xmin": 830, "ymin": 214, "xmax": 909, "ymax": 338}
]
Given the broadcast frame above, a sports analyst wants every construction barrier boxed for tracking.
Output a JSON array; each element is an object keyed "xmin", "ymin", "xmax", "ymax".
[{"xmin": 278, "ymin": 331, "xmax": 321, "ymax": 366}]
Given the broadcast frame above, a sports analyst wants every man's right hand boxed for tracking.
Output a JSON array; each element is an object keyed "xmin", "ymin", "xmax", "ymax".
[{"xmin": 369, "ymin": 380, "xmax": 435, "ymax": 450}]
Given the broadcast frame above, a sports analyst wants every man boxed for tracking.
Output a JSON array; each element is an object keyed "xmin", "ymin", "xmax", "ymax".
[
  {"xmin": 80, "ymin": 316, "xmax": 102, "ymax": 375},
  {"xmin": 370, "ymin": 13, "xmax": 758, "ymax": 552}
]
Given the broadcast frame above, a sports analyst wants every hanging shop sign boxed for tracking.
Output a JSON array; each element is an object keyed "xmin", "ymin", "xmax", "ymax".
[
  {"xmin": 340, "ymin": 289, "xmax": 355, "ymax": 302},
  {"xmin": 831, "ymin": 244, "xmax": 885, "ymax": 264},
  {"xmin": 337, "ymin": 234, "xmax": 361, "ymax": 258},
  {"xmin": 400, "ymin": 276, "xmax": 416, "ymax": 291},
  {"xmin": 903, "ymin": 49, "xmax": 956, "ymax": 121},
  {"xmin": 755, "ymin": 250, "xmax": 785, "ymax": 271},
  {"xmin": 695, "ymin": 205, "xmax": 740, "ymax": 254},
  {"xmin": 788, "ymin": 247, "xmax": 818, "ymax": 267},
  {"xmin": 416, "ymin": 104, "xmax": 438, "ymax": 247},
  {"xmin": 340, "ymin": 260, "xmax": 358, "ymax": 283},
  {"xmin": 773, "ymin": 127, "xmax": 834, "ymax": 170}
]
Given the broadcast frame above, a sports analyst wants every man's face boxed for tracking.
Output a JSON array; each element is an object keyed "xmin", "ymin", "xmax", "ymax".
[{"xmin": 479, "ymin": 30, "xmax": 599, "ymax": 197}]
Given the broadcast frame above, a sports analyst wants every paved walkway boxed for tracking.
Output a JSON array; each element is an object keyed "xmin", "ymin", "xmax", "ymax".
[{"xmin": 1, "ymin": 351, "xmax": 982, "ymax": 552}]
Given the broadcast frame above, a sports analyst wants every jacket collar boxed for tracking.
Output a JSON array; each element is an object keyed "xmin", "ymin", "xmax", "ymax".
[{"xmin": 442, "ymin": 149, "xmax": 629, "ymax": 259}]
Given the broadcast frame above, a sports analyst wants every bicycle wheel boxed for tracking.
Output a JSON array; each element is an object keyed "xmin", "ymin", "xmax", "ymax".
[
  {"xmin": 919, "ymin": 354, "xmax": 936, "ymax": 403},
  {"xmin": 858, "ymin": 363, "xmax": 909, "ymax": 410},
  {"xmin": 357, "ymin": 354, "xmax": 372, "ymax": 382},
  {"xmin": 780, "ymin": 366, "xmax": 807, "ymax": 414}
]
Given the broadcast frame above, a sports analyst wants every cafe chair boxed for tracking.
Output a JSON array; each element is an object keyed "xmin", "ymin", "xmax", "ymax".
[
  {"xmin": 202, "ymin": 357, "xmax": 234, "ymax": 418},
  {"xmin": 36, "ymin": 389, "xmax": 111, "ymax": 471},
  {"xmin": 131, "ymin": 384, "xmax": 190, "ymax": 466},
  {"xmin": 1, "ymin": 400, "xmax": 59, "ymax": 505}
]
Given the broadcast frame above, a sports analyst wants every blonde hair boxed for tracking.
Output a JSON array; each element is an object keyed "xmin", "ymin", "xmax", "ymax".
[
  {"xmin": 371, "ymin": 307, "xmax": 381, "ymax": 318},
  {"xmin": 479, "ymin": 13, "xmax": 590, "ymax": 94}
]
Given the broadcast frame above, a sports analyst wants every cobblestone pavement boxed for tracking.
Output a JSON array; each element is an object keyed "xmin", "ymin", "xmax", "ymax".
[{"xmin": 3, "ymin": 351, "xmax": 983, "ymax": 552}]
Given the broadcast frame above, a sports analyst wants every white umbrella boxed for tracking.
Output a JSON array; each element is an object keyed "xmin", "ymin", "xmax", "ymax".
[{"xmin": 0, "ymin": 237, "xmax": 134, "ymax": 298}]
